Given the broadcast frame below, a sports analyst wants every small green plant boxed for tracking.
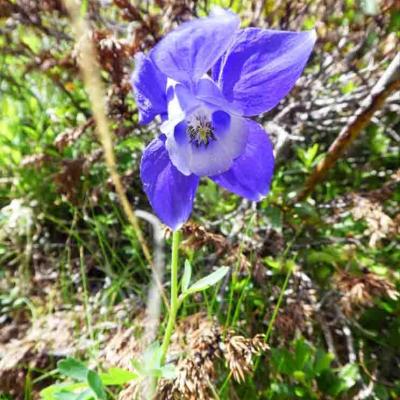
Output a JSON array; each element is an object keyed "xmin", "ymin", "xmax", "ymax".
[
  {"xmin": 268, "ymin": 338, "xmax": 360, "ymax": 399},
  {"xmin": 296, "ymin": 144, "xmax": 322, "ymax": 172},
  {"xmin": 40, "ymin": 358, "xmax": 137, "ymax": 400}
]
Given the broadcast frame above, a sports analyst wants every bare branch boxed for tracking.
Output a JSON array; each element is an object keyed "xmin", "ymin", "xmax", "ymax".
[{"xmin": 295, "ymin": 53, "xmax": 400, "ymax": 202}]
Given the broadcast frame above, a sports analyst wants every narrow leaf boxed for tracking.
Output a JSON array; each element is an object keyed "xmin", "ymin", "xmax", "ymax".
[{"xmin": 187, "ymin": 267, "xmax": 229, "ymax": 294}]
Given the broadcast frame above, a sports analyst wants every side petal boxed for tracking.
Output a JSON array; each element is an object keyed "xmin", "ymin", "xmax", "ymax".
[
  {"xmin": 140, "ymin": 136, "xmax": 199, "ymax": 230},
  {"xmin": 150, "ymin": 8, "xmax": 240, "ymax": 84},
  {"xmin": 131, "ymin": 52, "xmax": 167, "ymax": 124},
  {"xmin": 217, "ymin": 28, "xmax": 316, "ymax": 116},
  {"xmin": 210, "ymin": 120, "xmax": 274, "ymax": 201}
]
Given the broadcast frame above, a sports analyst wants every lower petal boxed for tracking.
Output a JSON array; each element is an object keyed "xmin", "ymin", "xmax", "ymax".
[
  {"xmin": 210, "ymin": 120, "xmax": 274, "ymax": 201},
  {"xmin": 166, "ymin": 113, "xmax": 249, "ymax": 177},
  {"xmin": 140, "ymin": 136, "xmax": 199, "ymax": 230}
]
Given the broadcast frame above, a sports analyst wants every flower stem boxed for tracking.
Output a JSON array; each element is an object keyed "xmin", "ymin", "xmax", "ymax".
[{"xmin": 160, "ymin": 229, "xmax": 181, "ymax": 365}]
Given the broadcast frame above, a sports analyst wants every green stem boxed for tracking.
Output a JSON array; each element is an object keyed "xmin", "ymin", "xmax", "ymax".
[
  {"xmin": 264, "ymin": 266, "xmax": 292, "ymax": 343},
  {"xmin": 252, "ymin": 224, "xmax": 305, "ymax": 373},
  {"xmin": 224, "ymin": 213, "xmax": 256, "ymax": 330},
  {"xmin": 160, "ymin": 229, "xmax": 181, "ymax": 365},
  {"xmin": 253, "ymin": 266, "xmax": 293, "ymax": 373}
]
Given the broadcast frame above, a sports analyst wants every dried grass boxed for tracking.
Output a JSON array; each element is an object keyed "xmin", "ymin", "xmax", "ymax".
[{"xmin": 336, "ymin": 271, "xmax": 399, "ymax": 315}]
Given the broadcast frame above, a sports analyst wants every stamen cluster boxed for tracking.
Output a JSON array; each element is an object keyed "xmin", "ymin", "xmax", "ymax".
[{"xmin": 187, "ymin": 114, "xmax": 216, "ymax": 147}]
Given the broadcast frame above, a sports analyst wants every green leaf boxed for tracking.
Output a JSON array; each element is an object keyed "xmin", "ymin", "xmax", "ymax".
[
  {"xmin": 264, "ymin": 207, "xmax": 282, "ymax": 231},
  {"xmin": 181, "ymin": 260, "xmax": 192, "ymax": 293},
  {"xmin": 271, "ymin": 349, "xmax": 295, "ymax": 375},
  {"xmin": 54, "ymin": 391, "xmax": 80, "ymax": 400},
  {"xmin": 131, "ymin": 359, "xmax": 145, "ymax": 376},
  {"xmin": 54, "ymin": 390, "xmax": 93, "ymax": 400},
  {"xmin": 41, "ymin": 383, "xmax": 87, "ymax": 400},
  {"xmin": 100, "ymin": 368, "xmax": 137, "ymax": 386},
  {"xmin": 314, "ymin": 349, "xmax": 334, "ymax": 374},
  {"xmin": 186, "ymin": 267, "xmax": 229, "ymax": 294},
  {"xmin": 263, "ymin": 257, "xmax": 281, "ymax": 270},
  {"xmin": 293, "ymin": 370, "xmax": 306, "ymax": 382},
  {"xmin": 337, "ymin": 363, "xmax": 359, "ymax": 392},
  {"xmin": 297, "ymin": 144, "xmax": 319, "ymax": 169},
  {"xmin": 57, "ymin": 359, "xmax": 88, "ymax": 381},
  {"xmin": 75, "ymin": 390, "xmax": 94, "ymax": 400},
  {"xmin": 308, "ymin": 144, "xmax": 319, "ymax": 165},
  {"xmin": 323, "ymin": 363, "xmax": 360, "ymax": 396},
  {"xmin": 80, "ymin": 0, "xmax": 89, "ymax": 15},
  {"xmin": 294, "ymin": 386, "xmax": 306, "ymax": 397},
  {"xmin": 294, "ymin": 339, "xmax": 311, "ymax": 370},
  {"xmin": 87, "ymin": 371, "xmax": 107, "ymax": 400}
]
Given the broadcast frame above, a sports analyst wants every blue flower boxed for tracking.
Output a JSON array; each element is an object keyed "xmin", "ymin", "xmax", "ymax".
[{"xmin": 132, "ymin": 8, "xmax": 316, "ymax": 230}]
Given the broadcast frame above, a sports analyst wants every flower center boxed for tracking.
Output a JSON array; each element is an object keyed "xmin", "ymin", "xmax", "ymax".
[{"xmin": 186, "ymin": 112, "xmax": 216, "ymax": 147}]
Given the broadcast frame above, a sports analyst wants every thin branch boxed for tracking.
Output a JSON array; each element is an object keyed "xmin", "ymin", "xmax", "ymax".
[{"xmin": 295, "ymin": 53, "xmax": 400, "ymax": 202}]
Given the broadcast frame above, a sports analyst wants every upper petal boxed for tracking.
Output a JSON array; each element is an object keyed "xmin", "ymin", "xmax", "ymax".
[
  {"xmin": 195, "ymin": 77, "xmax": 239, "ymax": 113},
  {"xmin": 210, "ymin": 119, "xmax": 274, "ymax": 201},
  {"xmin": 131, "ymin": 52, "xmax": 168, "ymax": 124},
  {"xmin": 150, "ymin": 8, "xmax": 240, "ymax": 85},
  {"xmin": 216, "ymin": 28, "xmax": 316, "ymax": 116},
  {"xmin": 140, "ymin": 136, "xmax": 199, "ymax": 230}
]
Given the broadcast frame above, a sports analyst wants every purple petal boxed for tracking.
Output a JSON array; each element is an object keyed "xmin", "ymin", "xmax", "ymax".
[
  {"xmin": 195, "ymin": 77, "xmax": 237, "ymax": 112},
  {"xmin": 140, "ymin": 136, "xmax": 199, "ymax": 229},
  {"xmin": 131, "ymin": 52, "xmax": 167, "ymax": 124},
  {"xmin": 216, "ymin": 28, "xmax": 316, "ymax": 116},
  {"xmin": 150, "ymin": 8, "xmax": 240, "ymax": 84},
  {"xmin": 211, "ymin": 119, "xmax": 274, "ymax": 201},
  {"xmin": 168, "ymin": 82, "xmax": 201, "ymax": 119},
  {"xmin": 165, "ymin": 113, "xmax": 249, "ymax": 177}
]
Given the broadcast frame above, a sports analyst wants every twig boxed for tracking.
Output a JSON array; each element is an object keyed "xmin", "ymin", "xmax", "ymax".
[
  {"xmin": 354, "ymin": 380, "xmax": 374, "ymax": 400},
  {"xmin": 295, "ymin": 53, "xmax": 400, "ymax": 202},
  {"xmin": 358, "ymin": 341, "xmax": 397, "ymax": 389},
  {"xmin": 62, "ymin": 0, "xmax": 152, "ymax": 264}
]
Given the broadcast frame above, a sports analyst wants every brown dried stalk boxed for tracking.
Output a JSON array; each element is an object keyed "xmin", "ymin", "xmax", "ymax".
[
  {"xmin": 62, "ymin": 0, "xmax": 152, "ymax": 264},
  {"xmin": 296, "ymin": 53, "xmax": 400, "ymax": 202}
]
